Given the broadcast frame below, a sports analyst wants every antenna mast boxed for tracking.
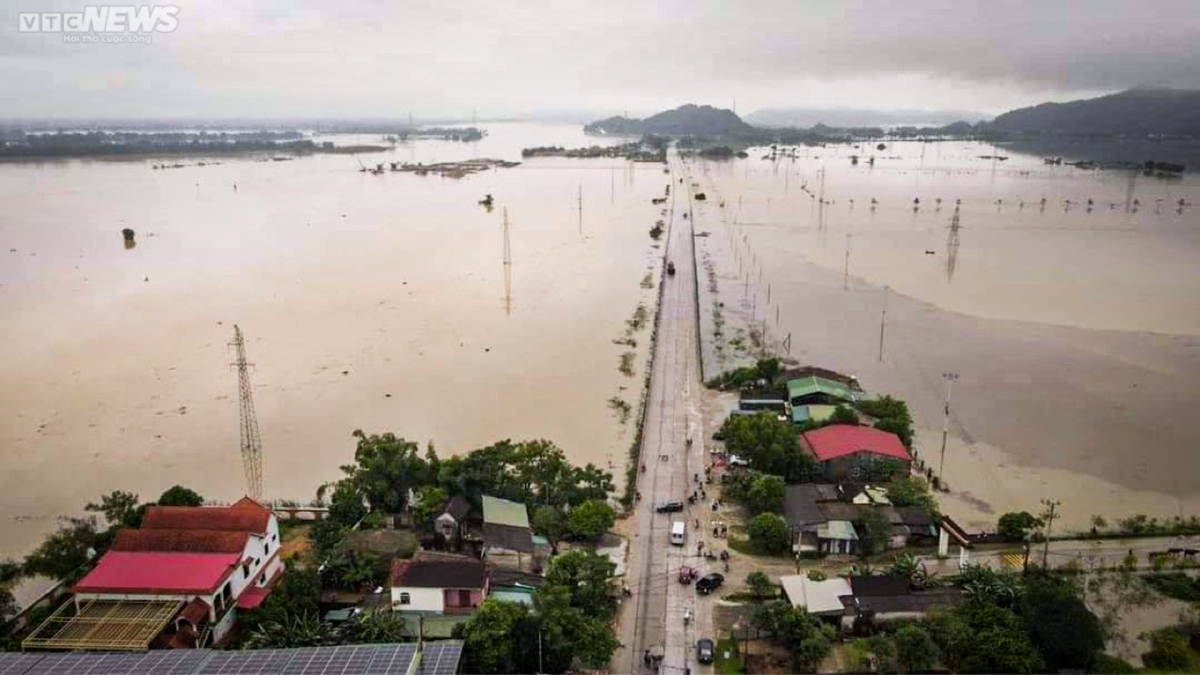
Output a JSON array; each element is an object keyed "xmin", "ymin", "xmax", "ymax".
[{"xmin": 231, "ymin": 325, "xmax": 264, "ymax": 500}]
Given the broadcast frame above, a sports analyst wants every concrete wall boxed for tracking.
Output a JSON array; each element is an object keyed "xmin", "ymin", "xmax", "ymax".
[{"xmin": 391, "ymin": 586, "xmax": 443, "ymax": 612}]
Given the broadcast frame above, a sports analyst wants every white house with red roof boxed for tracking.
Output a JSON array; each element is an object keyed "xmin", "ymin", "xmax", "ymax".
[
  {"xmin": 799, "ymin": 425, "xmax": 912, "ymax": 481},
  {"xmin": 70, "ymin": 497, "xmax": 283, "ymax": 646}
]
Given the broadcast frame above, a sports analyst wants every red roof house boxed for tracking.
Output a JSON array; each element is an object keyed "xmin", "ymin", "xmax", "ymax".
[
  {"xmin": 141, "ymin": 497, "xmax": 272, "ymax": 534},
  {"xmin": 73, "ymin": 551, "xmax": 241, "ymax": 596},
  {"xmin": 800, "ymin": 425, "xmax": 912, "ymax": 480}
]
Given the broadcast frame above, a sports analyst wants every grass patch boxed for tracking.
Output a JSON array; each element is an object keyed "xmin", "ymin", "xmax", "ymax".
[
  {"xmin": 1144, "ymin": 572, "xmax": 1200, "ymax": 602},
  {"xmin": 641, "ymin": 273, "xmax": 654, "ymax": 289},
  {"xmin": 715, "ymin": 637, "xmax": 744, "ymax": 674},
  {"xmin": 619, "ymin": 352, "xmax": 636, "ymax": 377},
  {"xmin": 612, "ymin": 337, "xmax": 637, "ymax": 348}
]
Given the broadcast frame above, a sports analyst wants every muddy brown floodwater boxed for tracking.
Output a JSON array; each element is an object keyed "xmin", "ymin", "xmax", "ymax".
[
  {"xmin": 0, "ymin": 123, "xmax": 664, "ymax": 557},
  {"xmin": 689, "ymin": 142, "xmax": 1200, "ymax": 532}
]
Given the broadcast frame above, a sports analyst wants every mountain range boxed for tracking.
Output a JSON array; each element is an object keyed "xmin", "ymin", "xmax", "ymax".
[{"xmin": 584, "ymin": 88, "xmax": 1200, "ymax": 139}]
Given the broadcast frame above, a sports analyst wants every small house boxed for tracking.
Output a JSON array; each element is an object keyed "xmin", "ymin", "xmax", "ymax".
[
  {"xmin": 799, "ymin": 425, "xmax": 912, "ymax": 481},
  {"xmin": 390, "ymin": 551, "xmax": 488, "ymax": 615}
]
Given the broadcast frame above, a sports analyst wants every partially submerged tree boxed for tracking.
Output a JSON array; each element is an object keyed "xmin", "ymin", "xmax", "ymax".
[
  {"xmin": 23, "ymin": 517, "xmax": 102, "ymax": 581},
  {"xmin": 157, "ymin": 485, "xmax": 204, "ymax": 507}
]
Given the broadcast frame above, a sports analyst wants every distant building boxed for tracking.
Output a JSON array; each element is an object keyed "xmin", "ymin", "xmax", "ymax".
[
  {"xmin": 480, "ymin": 495, "xmax": 536, "ymax": 571},
  {"xmin": 783, "ymin": 482, "xmax": 929, "ymax": 555},
  {"xmin": 799, "ymin": 425, "xmax": 912, "ymax": 481},
  {"xmin": 434, "ymin": 495, "xmax": 472, "ymax": 542},
  {"xmin": 781, "ymin": 574, "xmax": 962, "ymax": 633},
  {"xmin": 26, "ymin": 497, "xmax": 282, "ymax": 651},
  {"xmin": 390, "ymin": 551, "xmax": 488, "ymax": 615},
  {"xmin": 792, "ymin": 404, "xmax": 837, "ymax": 427}
]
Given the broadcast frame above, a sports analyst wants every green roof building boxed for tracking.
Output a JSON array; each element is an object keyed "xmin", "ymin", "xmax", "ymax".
[
  {"xmin": 482, "ymin": 495, "xmax": 531, "ymax": 529},
  {"xmin": 787, "ymin": 376, "xmax": 860, "ymax": 407}
]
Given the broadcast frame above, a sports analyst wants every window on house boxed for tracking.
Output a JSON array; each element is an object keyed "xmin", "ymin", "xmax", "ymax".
[
  {"xmin": 399, "ymin": 592, "xmax": 411, "ymax": 605},
  {"xmin": 457, "ymin": 590, "xmax": 471, "ymax": 606}
]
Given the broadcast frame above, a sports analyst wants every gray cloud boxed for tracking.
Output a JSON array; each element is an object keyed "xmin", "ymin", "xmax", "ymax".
[{"xmin": 0, "ymin": 0, "xmax": 1196, "ymax": 120}]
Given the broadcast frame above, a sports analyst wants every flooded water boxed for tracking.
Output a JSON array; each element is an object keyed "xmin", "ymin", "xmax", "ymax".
[
  {"xmin": 3, "ymin": 128, "xmax": 1199, "ymax": 557},
  {"xmin": 688, "ymin": 142, "xmax": 1200, "ymax": 531},
  {"xmin": 0, "ymin": 123, "xmax": 666, "ymax": 557}
]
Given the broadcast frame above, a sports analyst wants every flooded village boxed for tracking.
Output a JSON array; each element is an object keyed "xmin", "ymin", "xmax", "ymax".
[{"xmin": 2, "ymin": 99, "xmax": 1200, "ymax": 673}]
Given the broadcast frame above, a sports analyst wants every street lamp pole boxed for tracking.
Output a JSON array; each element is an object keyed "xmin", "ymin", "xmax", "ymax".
[{"xmin": 938, "ymin": 373, "xmax": 959, "ymax": 488}]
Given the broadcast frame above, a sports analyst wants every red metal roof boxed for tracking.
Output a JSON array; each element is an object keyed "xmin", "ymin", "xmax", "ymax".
[
  {"xmin": 111, "ymin": 529, "xmax": 251, "ymax": 554},
  {"xmin": 72, "ymin": 551, "xmax": 240, "ymax": 596},
  {"xmin": 236, "ymin": 586, "xmax": 270, "ymax": 610},
  {"xmin": 801, "ymin": 425, "xmax": 912, "ymax": 462},
  {"xmin": 142, "ymin": 498, "xmax": 272, "ymax": 534}
]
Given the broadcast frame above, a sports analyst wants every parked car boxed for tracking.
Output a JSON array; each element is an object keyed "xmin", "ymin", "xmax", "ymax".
[
  {"xmin": 695, "ymin": 573, "xmax": 725, "ymax": 595},
  {"xmin": 696, "ymin": 638, "xmax": 714, "ymax": 664},
  {"xmin": 655, "ymin": 500, "xmax": 684, "ymax": 513}
]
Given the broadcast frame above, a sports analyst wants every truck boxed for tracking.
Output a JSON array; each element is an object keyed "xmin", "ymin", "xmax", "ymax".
[{"xmin": 670, "ymin": 521, "xmax": 686, "ymax": 546}]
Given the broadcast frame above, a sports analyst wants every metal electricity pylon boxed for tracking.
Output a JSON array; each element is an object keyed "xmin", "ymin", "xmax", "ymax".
[{"xmin": 231, "ymin": 325, "xmax": 264, "ymax": 500}]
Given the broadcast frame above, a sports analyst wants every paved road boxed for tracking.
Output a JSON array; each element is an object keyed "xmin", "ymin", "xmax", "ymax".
[
  {"xmin": 618, "ymin": 155, "xmax": 719, "ymax": 674},
  {"xmin": 922, "ymin": 534, "xmax": 1200, "ymax": 575}
]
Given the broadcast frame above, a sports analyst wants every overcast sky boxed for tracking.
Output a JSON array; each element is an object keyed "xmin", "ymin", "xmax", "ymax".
[{"xmin": 2, "ymin": 0, "xmax": 1198, "ymax": 121}]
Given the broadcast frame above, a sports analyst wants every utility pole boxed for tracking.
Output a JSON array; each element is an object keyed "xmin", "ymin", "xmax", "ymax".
[
  {"xmin": 1041, "ymin": 499, "xmax": 1061, "ymax": 569},
  {"xmin": 843, "ymin": 234, "xmax": 852, "ymax": 290},
  {"xmin": 938, "ymin": 372, "xmax": 959, "ymax": 488},
  {"xmin": 503, "ymin": 208, "xmax": 512, "ymax": 315},
  {"xmin": 230, "ymin": 325, "xmax": 264, "ymax": 500},
  {"xmin": 878, "ymin": 286, "xmax": 889, "ymax": 363}
]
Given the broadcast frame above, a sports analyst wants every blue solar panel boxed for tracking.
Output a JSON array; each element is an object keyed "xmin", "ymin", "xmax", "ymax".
[
  {"xmin": 0, "ymin": 653, "xmax": 48, "ymax": 675},
  {"xmin": 1, "ymin": 642, "xmax": 434, "ymax": 675}
]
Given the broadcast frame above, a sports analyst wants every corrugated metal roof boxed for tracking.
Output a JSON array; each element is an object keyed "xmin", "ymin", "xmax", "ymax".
[
  {"xmin": 801, "ymin": 424, "xmax": 911, "ymax": 462},
  {"xmin": 787, "ymin": 376, "xmax": 857, "ymax": 402},
  {"xmin": 481, "ymin": 495, "xmax": 530, "ymax": 528},
  {"xmin": 73, "ymin": 552, "xmax": 239, "ymax": 595},
  {"xmin": 780, "ymin": 575, "xmax": 853, "ymax": 615},
  {"xmin": 817, "ymin": 520, "xmax": 858, "ymax": 541}
]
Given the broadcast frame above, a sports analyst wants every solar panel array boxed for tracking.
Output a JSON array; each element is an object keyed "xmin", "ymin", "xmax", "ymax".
[
  {"xmin": 0, "ymin": 642, "xmax": 458, "ymax": 675},
  {"xmin": 418, "ymin": 642, "xmax": 463, "ymax": 675},
  {"xmin": 198, "ymin": 644, "xmax": 419, "ymax": 675}
]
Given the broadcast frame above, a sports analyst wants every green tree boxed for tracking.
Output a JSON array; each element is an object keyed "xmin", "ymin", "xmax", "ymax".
[
  {"xmin": 309, "ymin": 518, "xmax": 348, "ymax": 559},
  {"xmin": 321, "ymin": 478, "xmax": 368, "ymax": 527},
  {"xmin": 567, "ymin": 500, "xmax": 615, "ymax": 541},
  {"xmin": 244, "ymin": 612, "xmax": 334, "ymax": 649},
  {"xmin": 0, "ymin": 587, "xmax": 16, "ymax": 621},
  {"xmin": 543, "ymin": 550, "xmax": 616, "ymax": 620},
  {"xmin": 534, "ymin": 584, "xmax": 621, "ymax": 671},
  {"xmin": 532, "ymin": 506, "xmax": 568, "ymax": 551},
  {"xmin": 340, "ymin": 609, "xmax": 413, "ymax": 644},
  {"xmin": 157, "ymin": 485, "xmax": 204, "ymax": 506},
  {"xmin": 746, "ymin": 473, "xmax": 787, "ymax": 513},
  {"xmin": 828, "ymin": 405, "xmax": 859, "ymax": 426},
  {"xmin": 440, "ymin": 439, "xmax": 612, "ymax": 509},
  {"xmin": 746, "ymin": 571, "xmax": 776, "ymax": 600},
  {"xmin": 928, "ymin": 600, "xmax": 1044, "ymax": 673},
  {"xmin": 411, "ymin": 486, "xmax": 446, "ymax": 527},
  {"xmin": 997, "ymin": 511, "xmax": 1042, "ymax": 542},
  {"xmin": 720, "ymin": 413, "xmax": 817, "ymax": 482},
  {"xmin": 886, "ymin": 476, "xmax": 936, "ymax": 511},
  {"xmin": 855, "ymin": 395, "xmax": 914, "ymax": 448},
  {"xmin": 865, "ymin": 634, "xmax": 897, "ymax": 672},
  {"xmin": 341, "ymin": 430, "xmax": 433, "ymax": 515},
  {"xmin": 748, "ymin": 513, "xmax": 791, "ymax": 554},
  {"xmin": 458, "ymin": 599, "xmax": 535, "ymax": 673},
  {"xmin": 1141, "ymin": 630, "xmax": 1190, "ymax": 671},
  {"xmin": 1020, "ymin": 575, "xmax": 1104, "ymax": 671},
  {"xmin": 23, "ymin": 517, "xmax": 101, "ymax": 581},
  {"xmin": 751, "ymin": 601, "xmax": 832, "ymax": 672},
  {"xmin": 85, "ymin": 491, "xmax": 141, "ymax": 528},
  {"xmin": 893, "ymin": 624, "xmax": 939, "ymax": 673},
  {"xmin": 886, "ymin": 553, "xmax": 931, "ymax": 589},
  {"xmin": 856, "ymin": 506, "xmax": 893, "ymax": 555}
]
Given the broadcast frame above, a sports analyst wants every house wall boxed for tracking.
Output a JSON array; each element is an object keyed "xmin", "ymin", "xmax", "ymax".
[
  {"xmin": 442, "ymin": 588, "xmax": 484, "ymax": 612},
  {"xmin": 390, "ymin": 586, "xmax": 444, "ymax": 612},
  {"xmin": 226, "ymin": 517, "xmax": 282, "ymax": 604},
  {"xmin": 435, "ymin": 514, "xmax": 458, "ymax": 538},
  {"xmin": 822, "ymin": 453, "xmax": 911, "ymax": 481},
  {"xmin": 211, "ymin": 606, "xmax": 239, "ymax": 645}
]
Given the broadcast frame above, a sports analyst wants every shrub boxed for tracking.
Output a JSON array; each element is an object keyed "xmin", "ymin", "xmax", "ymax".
[
  {"xmin": 1142, "ymin": 630, "xmax": 1190, "ymax": 671},
  {"xmin": 748, "ymin": 513, "xmax": 791, "ymax": 555}
]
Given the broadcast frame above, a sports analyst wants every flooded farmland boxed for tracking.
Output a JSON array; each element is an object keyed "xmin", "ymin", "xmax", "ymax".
[
  {"xmin": 0, "ymin": 123, "xmax": 666, "ymax": 557},
  {"xmin": 689, "ymin": 141, "xmax": 1200, "ymax": 531},
  {"xmin": 2, "ymin": 128, "xmax": 1199, "ymax": 556}
]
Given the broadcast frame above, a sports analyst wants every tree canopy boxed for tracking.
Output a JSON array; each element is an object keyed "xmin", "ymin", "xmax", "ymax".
[
  {"xmin": 567, "ymin": 500, "xmax": 615, "ymax": 541},
  {"xmin": 748, "ymin": 513, "xmax": 791, "ymax": 554},
  {"xmin": 751, "ymin": 600, "xmax": 834, "ymax": 672},
  {"xmin": 157, "ymin": 485, "xmax": 204, "ymax": 507},
  {"xmin": 720, "ymin": 413, "xmax": 818, "ymax": 482},
  {"xmin": 723, "ymin": 469, "xmax": 786, "ymax": 514},
  {"xmin": 997, "ymin": 511, "xmax": 1042, "ymax": 542},
  {"xmin": 1020, "ymin": 575, "xmax": 1104, "ymax": 671},
  {"xmin": 22, "ymin": 517, "xmax": 101, "ymax": 581}
]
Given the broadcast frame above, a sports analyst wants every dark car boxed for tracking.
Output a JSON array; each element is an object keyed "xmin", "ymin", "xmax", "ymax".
[
  {"xmin": 696, "ymin": 638, "xmax": 714, "ymax": 664},
  {"xmin": 695, "ymin": 573, "xmax": 725, "ymax": 595},
  {"xmin": 655, "ymin": 500, "xmax": 684, "ymax": 513}
]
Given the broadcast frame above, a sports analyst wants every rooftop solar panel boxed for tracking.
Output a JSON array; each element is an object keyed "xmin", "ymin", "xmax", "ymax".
[
  {"xmin": 0, "ymin": 653, "xmax": 47, "ymax": 675},
  {"xmin": 418, "ymin": 642, "xmax": 463, "ymax": 675}
]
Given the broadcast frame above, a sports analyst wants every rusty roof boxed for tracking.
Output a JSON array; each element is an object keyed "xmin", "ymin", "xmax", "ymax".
[
  {"xmin": 142, "ymin": 497, "xmax": 272, "ymax": 534},
  {"xmin": 111, "ymin": 528, "xmax": 251, "ymax": 554}
]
